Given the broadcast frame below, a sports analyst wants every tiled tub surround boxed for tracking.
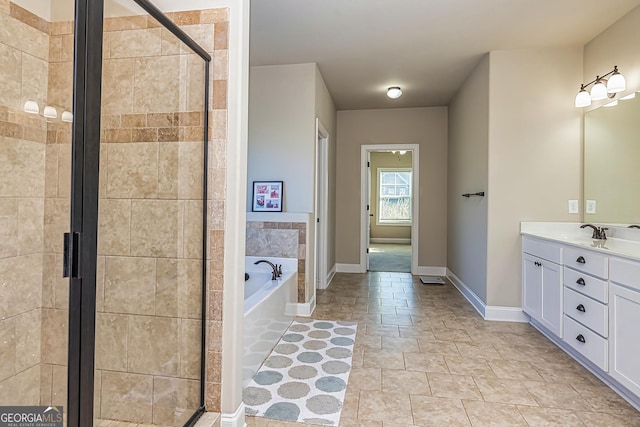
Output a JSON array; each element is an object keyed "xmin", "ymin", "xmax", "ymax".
[
  {"xmin": 246, "ymin": 221, "xmax": 308, "ymax": 304},
  {"xmin": 0, "ymin": 1, "xmax": 231, "ymax": 423},
  {"xmin": 521, "ymin": 222, "xmax": 640, "ymax": 413}
]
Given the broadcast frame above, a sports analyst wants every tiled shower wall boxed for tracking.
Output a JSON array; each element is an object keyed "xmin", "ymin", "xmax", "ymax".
[
  {"xmin": 0, "ymin": 1, "xmax": 51, "ymax": 405},
  {"xmin": 0, "ymin": 0, "xmax": 230, "ymax": 421},
  {"xmin": 246, "ymin": 221, "xmax": 307, "ymax": 303}
]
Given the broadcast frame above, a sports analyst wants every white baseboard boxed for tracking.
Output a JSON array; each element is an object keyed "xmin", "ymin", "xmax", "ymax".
[
  {"xmin": 370, "ymin": 238, "xmax": 411, "ymax": 244},
  {"xmin": 220, "ymin": 403, "xmax": 246, "ymax": 427},
  {"xmin": 336, "ymin": 263, "xmax": 362, "ymax": 273},
  {"xmin": 446, "ymin": 269, "xmax": 528, "ymax": 323},
  {"xmin": 415, "ymin": 266, "xmax": 447, "ymax": 276},
  {"xmin": 286, "ymin": 294, "xmax": 316, "ymax": 317},
  {"xmin": 326, "ymin": 264, "xmax": 336, "ymax": 287}
]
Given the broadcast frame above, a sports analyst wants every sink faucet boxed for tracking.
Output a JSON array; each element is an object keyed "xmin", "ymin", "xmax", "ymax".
[
  {"xmin": 580, "ymin": 224, "xmax": 608, "ymax": 240},
  {"xmin": 628, "ymin": 225, "xmax": 640, "ymax": 229},
  {"xmin": 254, "ymin": 260, "xmax": 278, "ymax": 280}
]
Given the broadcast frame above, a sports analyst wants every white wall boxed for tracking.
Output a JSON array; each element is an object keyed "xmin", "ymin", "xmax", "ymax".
[
  {"xmin": 247, "ymin": 63, "xmax": 316, "ymax": 213},
  {"xmin": 336, "ymin": 107, "xmax": 448, "ymax": 268},
  {"xmin": 447, "ymin": 54, "xmax": 490, "ymax": 303}
]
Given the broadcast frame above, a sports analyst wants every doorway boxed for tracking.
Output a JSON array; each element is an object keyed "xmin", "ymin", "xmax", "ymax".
[{"xmin": 360, "ymin": 145, "xmax": 419, "ymax": 274}]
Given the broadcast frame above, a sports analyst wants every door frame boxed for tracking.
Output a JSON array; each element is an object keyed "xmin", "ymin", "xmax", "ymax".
[
  {"xmin": 360, "ymin": 144, "xmax": 419, "ymax": 274},
  {"xmin": 315, "ymin": 119, "xmax": 329, "ymax": 289}
]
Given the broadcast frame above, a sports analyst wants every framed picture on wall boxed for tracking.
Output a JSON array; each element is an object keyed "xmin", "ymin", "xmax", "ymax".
[{"xmin": 252, "ymin": 181, "xmax": 283, "ymax": 212}]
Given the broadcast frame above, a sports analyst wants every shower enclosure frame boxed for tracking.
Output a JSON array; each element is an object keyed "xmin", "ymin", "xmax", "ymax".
[{"xmin": 66, "ymin": 0, "xmax": 211, "ymax": 425}]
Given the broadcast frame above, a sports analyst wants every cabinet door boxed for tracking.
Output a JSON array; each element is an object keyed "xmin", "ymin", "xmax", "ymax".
[
  {"xmin": 609, "ymin": 283, "xmax": 640, "ymax": 395},
  {"xmin": 523, "ymin": 253, "xmax": 542, "ymax": 320},
  {"xmin": 540, "ymin": 259, "xmax": 563, "ymax": 337}
]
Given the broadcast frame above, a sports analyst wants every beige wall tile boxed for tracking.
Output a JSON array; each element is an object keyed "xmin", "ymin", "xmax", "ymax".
[
  {"xmin": 180, "ymin": 319, "xmax": 201, "ymax": 379},
  {"xmin": 158, "ymin": 142, "xmax": 179, "ymax": 198},
  {"xmin": 200, "ymin": 8, "xmax": 229, "ymax": 24},
  {"xmin": 40, "ymin": 364, "xmax": 53, "ymax": 405},
  {"xmin": 41, "ymin": 308, "xmax": 67, "ymax": 365},
  {"xmin": 47, "ymin": 62, "xmax": 73, "ymax": 109},
  {"xmin": 43, "ymin": 198, "xmax": 70, "ymax": 253},
  {"xmin": 18, "ymin": 198, "xmax": 44, "ymax": 255},
  {"xmin": 161, "ymin": 28, "xmax": 181, "ymax": 55},
  {"xmin": 0, "ymin": 0, "xmax": 9, "ymax": 14},
  {"xmin": 95, "ymin": 312, "xmax": 128, "ymax": 371},
  {"xmin": 9, "ymin": 3, "xmax": 49, "ymax": 34},
  {"xmin": 104, "ymin": 15, "xmax": 147, "ymax": 32},
  {"xmin": 0, "ymin": 43, "xmax": 22, "ymax": 108},
  {"xmin": 130, "ymin": 200, "xmax": 180, "ymax": 258},
  {"xmin": 109, "ymin": 28, "xmax": 162, "ymax": 59},
  {"xmin": 133, "ymin": 56, "xmax": 180, "ymax": 113},
  {"xmin": 106, "ymin": 142, "xmax": 158, "ymax": 198},
  {"xmin": 97, "ymin": 198, "xmax": 131, "ymax": 256},
  {"xmin": 183, "ymin": 23, "xmax": 214, "ymax": 53},
  {"xmin": 0, "ymin": 318, "xmax": 15, "ymax": 381},
  {"xmin": 51, "ymin": 364, "xmax": 66, "ymax": 406},
  {"xmin": 178, "ymin": 259, "xmax": 202, "ymax": 319},
  {"xmin": 180, "ymin": 142, "xmax": 204, "ymax": 199},
  {"xmin": 55, "ymin": 143, "xmax": 70, "ymax": 199},
  {"xmin": 214, "ymin": 22, "xmax": 228, "ymax": 50},
  {"xmin": 101, "ymin": 371, "xmax": 153, "ymax": 424},
  {"xmin": 49, "ymin": 21, "xmax": 73, "ymax": 36},
  {"xmin": 0, "ymin": 254, "xmax": 42, "ymax": 319},
  {"xmin": 0, "ymin": 365, "xmax": 40, "ymax": 405},
  {"xmin": 0, "ymin": 198, "xmax": 18, "ymax": 258},
  {"xmin": 104, "ymin": 256, "xmax": 155, "ymax": 316},
  {"xmin": 185, "ymin": 54, "xmax": 206, "ymax": 112},
  {"xmin": 22, "ymin": 53, "xmax": 48, "ymax": 107},
  {"xmin": 212, "ymin": 50, "xmax": 228, "ymax": 80},
  {"xmin": 156, "ymin": 258, "xmax": 179, "ymax": 317},
  {"xmin": 53, "ymin": 255, "xmax": 68, "ymax": 310},
  {"xmin": 93, "ymin": 370, "xmax": 101, "ymax": 417},
  {"xmin": 183, "ymin": 200, "xmax": 203, "ymax": 259},
  {"xmin": 153, "ymin": 376, "xmax": 200, "ymax": 426},
  {"xmin": 245, "ymin": 229, "xmax": 299, "ymax": 258},
  {"xmin": 0, "ymin": 14, "xmax": 48, "ymax": 61},
  {"xmin": 128, "ymin": 315, "xmax": 179, "ymax": 376},
  {"xmin": 0, "ymin": 139, "xmax": 46, "ymax": 198},
  {"xmin": 15, "ymin": 309, "xmax": 41, "ymax": 372},
  {"xmin": 44, "ymin": 144, "xmax": 59, "ymax": 197},
  {"xmin": 102, "ymin": 58, "xmax": 134, "ymax": 114},
  {"xmin": 96, "ymin": 256, "xmax": 105, "ymax": 312},
  {"xmin": 211, "ymin": 109, "xmax": 227, "ymax": 139},
  {"xmin": 41, "ymin": 253, "xmax": 56, "ymax": 308}
]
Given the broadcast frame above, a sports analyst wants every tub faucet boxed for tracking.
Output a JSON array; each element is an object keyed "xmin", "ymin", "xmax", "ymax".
[
  {"xmin": 580, "ymin": 223, "xmax": 607, "ymax": 240},
  {"xmin": 628, "ymin": 225, "xmax": 640, "ymax": 229},
  {"xmin": 254, "ymin": 260, "xmax": 278, "ymax": 280}
]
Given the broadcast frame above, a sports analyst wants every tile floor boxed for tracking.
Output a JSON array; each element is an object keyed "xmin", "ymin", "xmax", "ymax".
[{"xmin": 246, "ymin": 272, "xmax": 640, "ymax": 427}]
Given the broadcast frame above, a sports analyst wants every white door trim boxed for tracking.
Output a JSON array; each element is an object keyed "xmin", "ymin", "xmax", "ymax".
[
  {"xmin": 315, "ymin": 119, "xmax": 329, "ymax": 289},
  {"xmin": 360, "ymin": 144, "xmax": 420, "ymax": 275}
]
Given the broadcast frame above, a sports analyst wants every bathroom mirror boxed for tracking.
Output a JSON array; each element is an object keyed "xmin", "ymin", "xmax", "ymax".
[{"xmin": 584, "ymin": 93, "xmax": 640, "ymax": 224}]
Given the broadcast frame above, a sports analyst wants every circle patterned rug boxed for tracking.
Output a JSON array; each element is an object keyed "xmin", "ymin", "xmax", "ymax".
[{"xmin": 243, "ymin": 318, "xmax": 357, "ymax": 426}]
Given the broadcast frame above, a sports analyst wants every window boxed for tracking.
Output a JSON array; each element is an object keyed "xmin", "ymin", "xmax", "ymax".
[{"xmin": 377, "ymin": 168, "xmax": 412, "ymax": 225}]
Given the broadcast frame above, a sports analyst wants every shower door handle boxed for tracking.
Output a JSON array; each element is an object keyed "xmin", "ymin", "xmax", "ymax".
[{"xmin": 63, "ymin": 232, "xmax": 82, "ymax": 279}]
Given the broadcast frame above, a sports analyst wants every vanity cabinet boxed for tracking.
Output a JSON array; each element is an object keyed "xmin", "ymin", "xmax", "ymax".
[
  {"xmin": 522, "ymin": 239, "xmax": 563, "ymax": 337},
  {"xmin": 609, "ymin": 258, "xmax": 640, "ymax": 397}
]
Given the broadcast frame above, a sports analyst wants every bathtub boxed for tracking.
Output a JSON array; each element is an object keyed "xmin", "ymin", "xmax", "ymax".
[{"xmin": 242, "ymin": 256, "xmax": 297, "ymax": 387}]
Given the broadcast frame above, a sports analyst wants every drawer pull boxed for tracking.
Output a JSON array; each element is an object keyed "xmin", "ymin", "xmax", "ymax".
[
  {"xmin": 576, "ymin": 278, "xmax": 586, "ymax": 286},
  {"xmin": 576, "ymin": 304, "xmax": 586, "ymax": 312},
  {"xmin": 576, "ymin": 256, "xmax": 586, "ymax": 264},
  {"xmin": 576, "ymin": 334, "xmax": 586, "ymax": 343}
]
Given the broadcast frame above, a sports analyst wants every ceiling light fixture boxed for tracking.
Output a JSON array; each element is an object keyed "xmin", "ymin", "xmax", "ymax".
[
  {"xmin": 387, "ymin": 87, "xmax": 402, "ymax": 99},
  {"xmin": 575, "ymin": 66, "xmax": 626, "ymax": 107}
]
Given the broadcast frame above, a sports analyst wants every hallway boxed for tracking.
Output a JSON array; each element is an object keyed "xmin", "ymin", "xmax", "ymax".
[{"xmin": 247, "ymin": 272, "xmax": 640, "ymax": 426}]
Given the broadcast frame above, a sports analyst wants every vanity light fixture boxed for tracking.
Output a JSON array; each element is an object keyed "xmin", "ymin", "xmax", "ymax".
[
  {"xmin": 23, "ymin": 100, "xmax": 40, "ymax": 114},
  {"xmin": 604, "ymin": 100, "xmax": 618, "ymax": 107},
  {"xmin": 387, "ymin": 86, "xmax": 402, "ymax": 99},
  {"xmin": 61, "ymin": 111, "xmax": 73, "ymax": 122},
  {"xmin": 43, "ymin": 106, "xmax": 58, "ymax": 119},
  {"xmin": 23, "ymin": 100, "xmax": 72, "ymax": 122},
  {"xmin": 574, "ymin": 65, "xmax": 626, "ymax": 107},
  {"xmin": 620, "ymin": 92, "xmax": 636, "ymax": 100}
]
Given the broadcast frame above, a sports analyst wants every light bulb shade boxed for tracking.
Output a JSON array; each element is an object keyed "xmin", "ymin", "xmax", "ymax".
[
  {"xmin": 607, "ymin": 72, "xmax": 626, "ymax": 93},
  {"xmin": 61, "ymin": 111, "xmax": 73, "ymax": 122},
  {"xmin": 387, "ymin": 87, "xmax": 402, "ymax": 99},
  {"xmin": 620, "ymin": 92, "xmax": 636, "ymax": 100},
  {"xmin": 590, "ymin": 81, "xmax": 608, "ymax": 101},
  {"xmin": 43, "ymin": 106, "xmax": 57, "ymax": 119},
  {"xmin": 604, "ymin": 100, "xmax": 618, "ymax": 107},
  {"xmin": 575, "ymin": 90, "xmax": 591, "ymax": 108},
  {"xmin": 23, "ymin": 100, "xmax": 39, "ymax": 114}
]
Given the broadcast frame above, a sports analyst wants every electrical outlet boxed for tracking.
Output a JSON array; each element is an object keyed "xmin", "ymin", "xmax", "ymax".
[
  {"xmin": 568, "ymin": 200, "xmax": 579, "ymax": 214},
  {"xmin": 586, "ymin": 200, "xmax": 597, "ymax": 214}
]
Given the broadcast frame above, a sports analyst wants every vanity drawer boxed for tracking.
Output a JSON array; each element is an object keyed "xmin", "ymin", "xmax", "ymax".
[
  {"xmin": 563, "ymin": 246, "xmax": 608, "ymax": 279},
  {"xmin": 563, "ymin": 287, "xmax": 608, "ymax": 337},
  {"xmin": 522, "ymin": 237, "xmax": 562, "ymax": 264},
  {"xmin": 563, "ymin": 315, "xmax": 608, "ymax": 371},
  {"xmin": 564, "ymin": 267, "xmax": 608, "ymax": 303},
  {"xmin": 610, "ymin": 257, "xmax": 640, "ymax": 292}
]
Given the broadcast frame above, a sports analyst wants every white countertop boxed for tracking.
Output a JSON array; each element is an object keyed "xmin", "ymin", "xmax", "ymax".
[{"xmin": 521, "ymin": 222, "xmax": 640, "ymax": 262}]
